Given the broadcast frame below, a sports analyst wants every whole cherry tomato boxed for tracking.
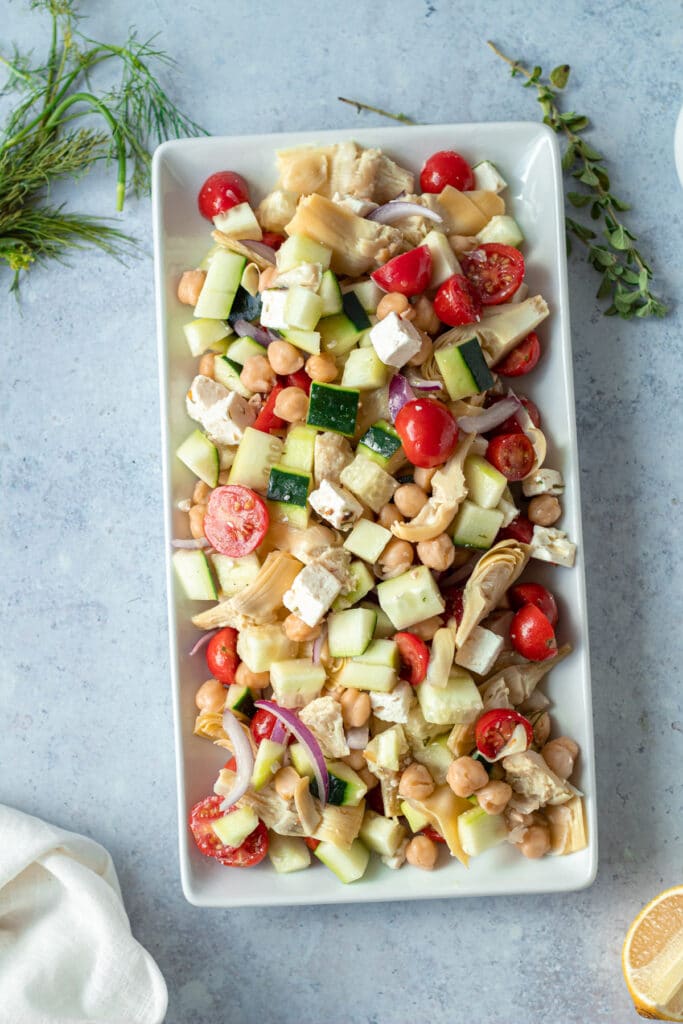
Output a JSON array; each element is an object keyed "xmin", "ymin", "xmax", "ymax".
[
  {"xmin": 420, "ymin": 150, "xmax": 475, "ymax": 193},
  {"xmin": 197, "ymin": 171, "xmax": 250, "ymax": 221},
  {"xmin": 206, "ymin": 627, "xmax": 239, "ymax": 684},
  {"xmin": 509, "ymin": 582, "xmax": 558, "ymax": 627},
  {"xmin": 486, "ymin": 433, "xmax": 535, "ymax": 481},
  {"xmin": 395, "ymin": 399, "xmax": 459, "ymax": 469},
  {"xmin": 496, "ymin": 332, "xmax": 541, "ymax": 377},
  {"xmin": 510, "ymin": 604, "xmax": 557, "ymax": 661},
  {"xmin": 394, "ymin": 632, "xmax": 430, "ymax": 685},
  {"xmin": 371, "ymin": 246, "xmax": 432, "ymax": 296},
  {"xmin": 461, "ymin": 243, "xmax": 525, "ymax": 305},
  {"xmin": 474, "ymin": 709, "xmax": 534, "ymax": 761},
  {"xmin": 189, "ymin": 795, "xmax": 268, "ymax": 866},
  {"xmin": 434, "ymin": 274, "xmax": 482, "ymax": 326}
]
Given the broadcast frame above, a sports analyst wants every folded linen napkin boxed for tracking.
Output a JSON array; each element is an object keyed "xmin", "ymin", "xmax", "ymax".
[{"xmin": 0, "ymin": 804, "xmax": 168, "ymax": 1024}]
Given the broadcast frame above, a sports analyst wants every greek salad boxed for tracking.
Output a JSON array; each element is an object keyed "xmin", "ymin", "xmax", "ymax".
[{"xmin": 172, "ymin": 140, "xmax": 586, "ymax": 882}]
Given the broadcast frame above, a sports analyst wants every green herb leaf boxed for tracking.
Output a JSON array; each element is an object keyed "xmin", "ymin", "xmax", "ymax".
[
  {"xmin": 568, "ymin": 191, "xmax": 591, "ymax": 207},
  {"xmin": 550, "ymin": 64, "xmax": 570, "ymax": 89}
]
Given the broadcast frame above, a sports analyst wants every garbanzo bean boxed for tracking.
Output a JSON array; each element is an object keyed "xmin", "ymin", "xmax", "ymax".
[
  {"xmin": 377, "ymin": 292, "xmax": 411, "ymax": 320},
  {"xmin": 528, "ymin": 494, "xmax": 562, "ymax": 526},
  {"xmin": 406, "ymin": 331, "xmax": 433, "ymax": 367},
  {"xmin": 398, "ymin": 763, "xmax": 435, "ymax": 801},
  {"xmin": 518, "ymin": 824, "xmax": 551, "ymax": 859},
  {"xmin": 344, "ymin": 749, "xmax": 366, "ymax": 771},
  {"xmin": 405, "ymin": 834, "xmax": 438, "ymax": 870},
  {"xmin": 240, "ymin": 354, "xmax": 276, "ymax": 393},
  {"xmin": 533, "ymin": 711, "xmax": 551, "ymax": 747},
  {"xmin": 274, "ymin": 386, "xmax": 309, "ymax": 423},
  {"xmin": 378, "ymin": 503, "xmax": 404, "ymax": 529},
  {"xmin": 416, "ymin": 533, "xmax": 455, "ymax": 571},
  {"xmin": 378, "ymin": 538, "xmax": 414, "ymax": 577},
  {"xmin": 188, "ymin": 503, "xmax": 206, "ymax": 539},
  {"xmin": 198, "ymin": 352, "xmax": 216, "ymax": 379},
  {"xmin": 305, "ymin": 353, "xmax": 338, "ymax": 382},
  {"xmin": 283, "ymin": 613, "xmax": 321, "ymax": 642},
  {"xmin": 411, "ymin": 295, "xmax": 440, "ymax": 335},
  {"xmin": 267, "ymin": 340, "xmax": 304, "ymax": 375},
  {"xmin": 446, "ymin": 756, "xmax": 489, "ymax": 798},
  {"xmin": 413, "ymin": 466, "xmax": 436, "ymax": 491},
  {"xmin": 476, "ymin": 780, "xmax": 512, "ymax": 815},
  {"xmin": 340, "ymin": 688, "xmax": 371, "ymax": 729},
  {"xmin": 234, "ymin": 663, "xmax": 270, "ymax": 690},
  {"xmin": 394, "ymin": 483, "xmax": 428, "ymax": 518},
  {"xmin": 177, "ymin": 269, "xmax": 206, "ymax": 306},
  {"xmin": 541, "ymin": 737, "xmax": 579, "ymax": 779},
  {"xmin": 192, "ymin": 480, "xmax": 211, "ymax": 505},
  {"xmin": 195, "ymin": 678, "xmax": 226, "ymax": 713}
]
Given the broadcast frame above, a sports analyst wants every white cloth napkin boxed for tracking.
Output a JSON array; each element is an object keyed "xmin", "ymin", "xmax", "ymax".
[{"xmin": 0, "ymin": 804, "xmax": 168, "ymax": 1024}]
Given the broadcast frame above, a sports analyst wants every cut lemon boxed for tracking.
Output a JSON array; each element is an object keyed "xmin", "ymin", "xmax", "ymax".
[{"xmin": 622, "ymin": 885, "xmax": 683, "ymax": 1021}]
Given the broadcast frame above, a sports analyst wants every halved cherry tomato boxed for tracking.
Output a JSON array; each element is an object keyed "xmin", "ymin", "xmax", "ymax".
[
  {"xmin": 461, "ymin": 243, "xmax": 525, "ymax": 306},
  {"xmin": 496, "ymin": 331, "xmax": 541, "ymax": 377},
  {"xmin": 394, "ymin": 632, "xmax": 430, "ymax": 685},
  {"xmin": 204, "ymin": 485, "xmax": 269, "ymax": 557},
  {"xmin": 394, "ymin": 398, "xmax": 459, "ymax": 469},
  {"xmin": 197, "ymin": 171, "xmax": 250, "ymax": 221},
  {"xmin": 282, "ymin": 369, "xmax": 311, "ymax": 394},
  {"xmin": 250, "ymin": 708, "xmax": 280, "ymax": 745},
  {"xmin": 486, "ymin": 394, "xmax": 541, "ymax": 435},
  {"xmin": 371, "ymin": 246, "xmax": 432, "ymax": 296},
  {"xmin": 497, "ymin": 515, "xmax": 534, "ymax": 544},
  {"xmin": 509, "ymin": 582, "xmax": 558, "ymax": 627},
  {"xmin": 253, "ymin": 384, "xmax": 285, "ymax": 433},
  {"xmin": 420, "ymin": 150, "xmax": 475, "ymax": 193},
  {"xmin": 486, "ymin": 433, "xmax": 535, "ymax": 481},
  {"xmin": 434, "ymin": 274, "xmax": 482, "ymax": 326},
  {"xmin": 442, "ymin": 586, "xmax": 465, "ymax": 626},
  {"xmin": 304, "ymin": 837, "xmax": 320, "ymax": 851},
  {"xmin": 421, "ymin": 825, "xmax": 447, "ymax": 844},
  {"xmin": 261, "ymin": 231, "xmax": 285, "ymax": 250},
  {"xmin": 223, "ymin": 757, "xmax": 237, "ymax": 771},
  {"xmin": 510, "ymin": 603, "xmax": 557, "ymax": 661},
  {"xmin": 474, "ymin": 709, "xmax": 533, "ymax": 761},
  {"xmin": 206, "ymin": 627, "xmax": 239, "ymax": 684},
  {"xmin": 189, "ymin": 795, "xmax": 269, "ymax": 866}
]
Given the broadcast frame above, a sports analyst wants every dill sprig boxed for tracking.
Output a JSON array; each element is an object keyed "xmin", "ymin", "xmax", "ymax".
[
  {"xmin": 338, "ymin": 96, "xmax": 415, "ymax": 124},
  {"xmin": 0, "ymin": 0, "xmax": 206, "ymax": 291}
]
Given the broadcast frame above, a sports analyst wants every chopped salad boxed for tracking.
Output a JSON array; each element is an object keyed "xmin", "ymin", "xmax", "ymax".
[{"xmin": 172, "ymin": 140, "xmax": 586, "ymax": 883}]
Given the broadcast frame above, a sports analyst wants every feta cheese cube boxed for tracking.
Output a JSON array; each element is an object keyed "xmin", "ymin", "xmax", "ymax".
[
  {"xmin": 455, "ymin": 626, "xmax": 504, "ymax": 676},
  {"xmin": 308, "ymin": 479, "xmax": 363, "ymax": 531},
  {"xmin": 331, "ymin": 192, "xmax": 379, "ymax": 218},
  {"xmin": 186, "ymin": 375, "xmax": 256, "ymax": 446},
  {"xmin": 369, "ymin": 311, "xmax": 422, "ymax": 368},
  {"xmin": 259, "ymin": 289, "xmax": 289, "ymax": 329},
  {"xmin": 530, "ymin": 526, "xmax": 577, "ymax": 568},
  {"xmin": 370, "ymin": 680, "xmax": 416, "ymax": 724},
  {"xmin": 496, "ymin": 495, "xmax": 519, "ymax": 528},
  {"xmin": 282, "ymin": 563, "xmax": 342, "ymax": 626},
  {"xmin": 522, "ymin": 469, "xmax": 565, "ymax": 498}
]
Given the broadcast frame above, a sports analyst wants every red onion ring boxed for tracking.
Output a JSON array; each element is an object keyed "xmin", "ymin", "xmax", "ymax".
[
  {"xmin": 388, "ymin": 374, "xmax": 415, "ymax": 421},
  {"xmin": 171, "ymin": 537, "xmax": 209, "ymax": 549},
  {"xmin": 232, "ymin": 319, "xmax": 269, "ymax": 346},
  {"xmin": 367, "ymin": 201, "xmax": 443, "ymax": 226},
  {"xmin": 219, "ymin": 709, "xmax": 255, "ymax": 810},
  {"xmin": 346, "ymin": 726, "xmax": 369, "ymax": 750},
  {"xmin": 407, "ymin": 377, "xmax": 442, "ymax": 392},
  {"xmin": 241, "ymin": 239, "xmax": 277, "ymax": 264},
  {"xmin": 456, "ymin": 396, "xmax": 521, "ymax": 434},
  {"xmin": 271, "ymin": 721, "xmax": 289, "ymax": 745},
  {"xmin": 188, "ymin": 629, "xmax": 218, "ymax": 656},
  {"xmin": 254, "ymin": 700, "xmax": 329, "ymax": 804}
]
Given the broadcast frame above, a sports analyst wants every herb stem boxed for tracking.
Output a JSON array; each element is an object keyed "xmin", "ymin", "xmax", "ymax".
[{"xmin": 338, "ymin": 96, "xmax": 415, "ymax": 124}]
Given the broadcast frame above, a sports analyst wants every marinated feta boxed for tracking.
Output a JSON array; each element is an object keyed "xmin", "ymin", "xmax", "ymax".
[
  {"xmin": 186, "ymin": 375, "xmax": 256, "ymax": 446},
  {"xmin": 282, "ymin": 563, "xmax": 342, "ymax": 626},
  {"xmin": 308, "ymin": 479, "xmax": 363, "ymax": 531},
  {"xmin": 530, "ymin": 526, "xmax": 577, "ymax": 568},
  {"xmin": 522, "ymin": 469, "xmax": 565, "ymax": 498},
  {"xmin": 369, "ymin": 311, "xmax": 422, "ymax": 368}
]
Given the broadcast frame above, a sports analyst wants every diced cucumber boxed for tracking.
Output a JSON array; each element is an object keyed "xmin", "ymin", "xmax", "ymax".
[
  {"xmin": 267, "ymin": 833, "xmax": 311, "ymax": 873},
  {"xmin": 464, "ymin": 455, "xmax": 507, "ymax": 510},
  {"xmin": 277, "ymin": 234, "xmax": 331, "ymax": 273},
  {"xmin": 339, "ymin": 455, "xmax": 397, "ymax": 513},
  {"xmin": 360, "ymin": 810, "xmax": 407, "ymax": 857},
  {"xmin": 335, "ymin": 660, "xmax": 396, "ymax": 693},
  {"xmin": 357, "ymin": 420, "xmax": 402, "ymax": 468},
  {"xmin": 477, "ymin": 214, "xmax": 523, "ymax": 248},
  {"xmin": 341, "ymin": 291, "xmax": 371, "ymax": 331},
  {"xmin": 422, "ymin": 229, "xmax": 462, "ymax": 287},
  {"xmin": 472, "ymin": 160, "xmax": 508, "ymax": 194},
  {"xmin": 176, "ymin": 429, "xmax": 219, "ymax": 487},
  {"xmin": 279, "ymin": 327, "xmax": 321, "ymax": 356},
  {"xmin": 314, "ymin": 839, "xmax": 369, "ymax": 883},
  {"xmin": 318, "ymin": 313, "xmax": 364, "ymax": 357},
  {"xmin": 327, "ymin": 608, "xmax": 376, "ymax": 658},
  {"xmin": 225, "ymin": 683, "xmax": 255, "ymax": 719},
  {"xmin": 225, "ymin": 335, "xmax": 265, "ymax": 365},
  {"xmin": 228, "ymin": 427, "xmax": 284, "ymax": 494},
  {"xmin": 213, "ymin": 355, "xmax": 253, "ymax": 399},
  {"xmin": 318, "ymin": 269, "xmax": 344, "ymax": 316},
  {"xmin": 450, "ymin": 499, "xmax": 504, "ymax": 549},
  {"xmin": 289, "ymin": 742, "xmax": 315, "ymax": 779},
  {"xmin": 194, "ymin": 250, "xmax": 246, "ymax": 320},
  {"xmin": 363, "ymin": 603, "xmax": 395, "ymax": 639},
  {"xmin": 212, "ymin": 553, "xmax": 261, "ymax": 597},
  {"xmin": 354, "ymin": 638, "xmax": 399, "ymax": 670},
  {"xmin": 251, "ymin": 738, "xmax": 287, "ymax": 790},
  {"xmin": 411, "ymin": 734, "xmax": 452, "ymax": 785},
  {"xmin": 213, "ymin": 202, "xmax": 262, "ymax": 240},
  {"xmin": 236, "ymin": 624, "xmax": 296, "ymax": 673},
  {"xmin": 267, "ymin": 464, "xmax": 310, "ymax": 507},
  {"xmin": 457, "ymin": 806, "xmax": 507, "ymax": 856},
  {"xmin": 343, "ymin": 519, "xmax": 391, "ymax": 563},
  {"xmin": 341, "ymin": 347, "xmax": 388, "ymax": 390},
  {"xmin": 281, "ymin": 425, "xmax": 317, "ymax": 472},
  {"xmin": 311, "ymin": 761, "xmax": 367, "ymax": 807},
  {"xmin": 212, "ymin": 806, "xmax": 259, "ymax": 848},
  {"xmin": 365, "ymin": 724, "xmax": 408, "ymax": 771},
  {"xmin": 284, "ymin": 286, "xmax": 324, "ymax": 331},
  {"xmin": 435, "ymin": 337, "xmax": 494, "ymax": 401},
  {"xmin": 227, "ymin": 286, "xmax": 262, "ymax": 326},
  {"xmin": 331, "ymin": 560, "xmax": 374, "ymax": 611},
  {"xmin": 270, "ymin": 659, "xmax": 326, "ymax": 708},
  {"xmin": 417, "ymin": 668, "xmax": 482, "ymax": 725},
  {"xmin": 183, "ymin": 318, "xmax": 231, "ymax": 357},
  {"xmin": 345, "ymin": 278, "xmax": 383, "ymax": 314},
  {"xmin": 306, "ymin": 382, "xmax": 359, "ymax": 437},
  {"xmin": 172, "ymin": 549, "xmax": 217, "ymax": 601},
  {"xmin": 400, "ymin": 800, "xmax": 430, "ymax": 834},
  {"xmin": 377, "ymin": 565, "xmax": 445, "ymax": 630}
]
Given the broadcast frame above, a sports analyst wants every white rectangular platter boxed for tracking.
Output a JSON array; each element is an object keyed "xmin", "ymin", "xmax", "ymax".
[{"xmin": 152, "ymin": 122, "xmax": 597, "ymax": 907}]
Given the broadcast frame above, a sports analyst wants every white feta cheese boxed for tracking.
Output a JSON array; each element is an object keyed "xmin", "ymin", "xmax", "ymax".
[
  {"xmin": 282, "ymin": 563, "xmax": 342, "ymax": 626},
  {"xmin": 455, "ymin": 625, "xmax": 504, "ymax": 676},
  {"xmin": 369, "ymin": 311, "xmax": 422, "ymax": 368},
  {"xmin": 308, "ymin": 479, "xmax": 363, "ymax": 531},
  {"xmin": 370, "ymin": 680, "xmax": 416, "ymax": 724},
  {"xmin": 272, "ymin": 262, "xmax": 322, "ymax": 291},
  {"xmin": 185, "ymin": 375, "xmax": 256, "ymax": 446},
  {"xmin": 497, "ymin": 495, "xmax": 519, "ymax": 528},
  {"xmin": 472, "ymin": 160, "xmax": 508, "ymax": 194},
  {"xmin": 522, "ymin": 469, "xmax": 565, "ymax": 498},
  {"xmin": 331, "ymin": 192, "xmax": 378, "ymax": 218},
  {"xmin": 259, "ymin": 289, "xmax": 289, "ymax": 329},
  {"xmin": 530, "ymin": 526, "xmax": 577, "ymax": 568}
]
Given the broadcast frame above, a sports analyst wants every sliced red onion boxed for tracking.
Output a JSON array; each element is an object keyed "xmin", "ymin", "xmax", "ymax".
[
  {"xmin": 188, "ymin": 629, "xmax": 218, "ymax": 656},
  {"xmin": 241, "ymin": 239, "xmax": 277, "ymax": 264},
  {"xmin": 407, "ymin": 376, "xmax": 442, "ymax": 392},
  {"xmin": 232, "ymin": 319, "xmax": 268, "ymax": 346},
  {"xmin": 346, "ymin": 726, "xmax": 369, "ymax": 750},
  {"xmin": 388, "ymin": 373, "xmax": 415, "ymax": 421},
  {"xmin": 219, "ymin": 709, "xmax": 255, "ymax": 810},
  {"xmin": 456, "ymin": 397, "xmax": 521, "ymax": 434},
  {"xmin": 254, "ymin": 700, "xmax": 329, "ymax": 804},
  {"xmin": 171, "ymin": 537, "xmax": 209, "ymax": 549},
  {"xmin": 271, "ymin": 721, "xmax": 288, "ymax": 745},
  {"xmin": 266, "ymin": 328, "xmax": 282, "ymax": 344},
  {"xmin": 312, "ymin": 624, "xmax": 327, "ymax": 665},
  {"xmin": 368, "ymin": 201, "xmax": 443, "ymax": 226}
]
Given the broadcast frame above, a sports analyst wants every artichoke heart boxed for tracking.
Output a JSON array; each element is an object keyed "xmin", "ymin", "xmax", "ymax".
[
  {"xmin": 392, "ymin": 433, "xmax": 474, "ymax": 542},
  {"xmin": 455, "ymin": 539, "xmax": 530, "ymax": 648}
]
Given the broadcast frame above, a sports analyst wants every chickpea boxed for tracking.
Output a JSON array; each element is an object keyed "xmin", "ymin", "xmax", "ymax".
[
  {"xmin": 344, "ymin": 749, "xmax": 366, "ymax": 772},
  {"xmin": 410, "ymin": 615, "xmax": 443, "ymax": 641},
  {"xmin": 446, "ymin": 756, "xmax": 489, "ymax": 798},
  {"xmin": 192, "ymin": 480, "xmax": 211, "ymax": 505},
  {"xmin": 177, "ymin": 269, "xmax": 206, "ymax": 306},
  {"xmin": 378, "ymin": 503, "xmax": 404, "ymax": 529},
  {"xmin": 267, "ymin": 340, "xmax": 304, "ymax": 376},
  {"xmin": 533, "ymin": 711, "xmax": 551, "ymax": 747},
  {"xmin": 283, "ymin": 613, "xmax": 321, "ymax": 642},
  {"xmin": 416, "ymin": 533, "xmax": 455, "ymax": 572},
  {"xmin": 413, "ymin": 466, "xmax": 436, "ymax": 491},
  {"xmin": 198, "ymin": 352, "xmax": 216, "ymax": 379},
  {"xmin": 340, "ymin": 688, "xmax": 371, "ymax": 729},
  {"xmin": 305, "ymin": 352, "xmax": 337, "ymax": 383},
  {"xmin": 518, "ymin": 823, "xmax": 551, "ymax": 859},
  {"xmin": 188, "ymin": 503, "xmax": 206, "ymax": 539},
  {"xmin": 398, "ymin": 763, "xmax": 435, "ymax": 801},
  {"xmin": 411, "ymin": 295, "xmax": 441, "ymax": 335},
  {"xmin": 377, "ymin": 292, "xmax": 411, "ymax": 320},
  {"xmin": 528, "ymin": 494, "xmax": 562, "ymax": 526},
  {"xmin": 541, "ymin": 736, "xmax": 579, "ymax": 779},
  {"xmin": 476, "ymin": 780, "xmax": 512, "ymax": 815},
  {"xmin": 274, "ymin": 766, "xmax": 300, "ymax": 801},
  {"xmin": 235, "ymin": 663, "xmax": 270, "ymax": 690},
  {"xmin": 394, "ymin": 483, "xmax": 428, "ymax": 518},
  {"xmin": 406, "ymin": 331, "xmax": 433, "ymax": 367},
  {"xmin": 240, "ymin": 354, "xmax": 276, "ymax": 393},
  {"xmin": 274, "ymin": 386, "xmax": 309, "ymax": 423},
  {"xmin": 377, "ymin": 537, "xmax": 414, "ymax": 577},
  {"xmin": 358, "ymin": 766, "xmax": 379, "ymax": 790},
  {"xmin": 405, "ymin": 834, "xmax": 438, "ymax": 871},
  {"xmin": 195, "ymin": 678, "xmax": 226, "ymax": 714},
  {"xmin": 258, "ymin": 266, "xmax": 278, "ymax": 291}
]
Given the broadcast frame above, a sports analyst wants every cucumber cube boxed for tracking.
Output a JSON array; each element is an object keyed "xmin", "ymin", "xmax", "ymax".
[
  {"xmin": 331, "ymin": 560, "xmax": 374, "ymax": 611},
  {"xmin": 212, "ymin": 553, "xmax": 261, "ymax": 597},
  {"xmin": 279, "ymin": 327, "xmax": 321, "ymax": 355},
  {"xmin": 314, "ymin": 838, "xmax": 369, "ymax": 883},
  {"xmin": 341, "ymin": 291, "xmax": 371, "ymax": 331},
  {"xmin": 318, "ymin": 269, "xmax": 343, "ymax": 316},
  {"xmin": 277, "ymin": 234, "xmax": 332, "ymax": 273},
  {"xmin": 411, "ymin": 734, "xmax": 453, "ymax": 785},
  {"xmin": 284, "ymin": 286, "xmax": 324, "ymax": 331},
  {"xmin": 335, "ymin": 660, "xmax": 397, "ymax": 692},
  {"xmin": 225, "ymin": 335, "xmax": 265, "ymax": 365},
  {"xmin": 400, "ymin": 800, "xmax": 431, "ymax": 834},
  {"xmin": 457, "ymin": 806, "xmax": 507, "ymax": 856},
  {"xmin": 343, "ymin": 519, "xmax": 391, "ymax": 563},
  {"xmin": 251, "ymin": 738, "xmax": 287, "ymax": 790},
  {"xmin": 313, "ymin": 761, "xmax": 368, "ymax": 807},
  {"xmin": 229, "ymin": 427, "xmax": 284, "ymax": 494},
  {"xmin": 318, "ymin": 313, "xmax": 364, "ymax": 356},
  {"xmin": 211, "ymin": 806, "xmax": 259, "ymax": 848},
  {"xmin": 345, "ymin": 279, "xmax": 383, "ymax": 314},
  {"xmin": 306, "ymin": 382, "xmax": 359, "ymax": 436},
  {"xmin": 339, "ymin": 455, "xmax": 397, "ymax": 512},
  {"xmin": 476, "ymin": 214, "xmax": 523, "ymax": 248},
  {"xmin": 377, "ymin": 565, "xmax": 445, "ymax": 630},
  {"xmin": 423, "ymin": 229, "xmax": 462, "ymax": 287},
  {"xmin": 237, "ymin": 624, "xmax": 297, "ymax": 673},
  {"xmin": 270, "ymin": 659, "xmax": 326, "ymax": 708},
  {"xmin": 194, "ymin": 250, "xmax": 246, "ymax": 320},
  {"xmin": 289, "ymin": 742, "xmax": 315, "ymax": 779},
  {"xmin": 327, "ymin": 607, "xmax": 377, "ymax": 658},
  {"xmin": 172, "ymin": 549, "xmax": 217, "ymax": 601},
  {"xmin": 341, "ymin": 347, "xmax": 388, "ymax": 390},
  {"xmin": 417, "ymin": 668, "xmax": 482, "ymax": 725},
  {"xmin": 176, "ymin": 429, "xmax": 219, "ymax": 487},
  {"xmin": 267, "ymin": 834, "xmax": 311, "ymax": 873},
  {"xmin": 354, "ymin": 639, "xmax": 399, "ymax": 670},
  {"xmin": 450, "ymin": 499, "xmax": 504, "ymax": 549},
  {"xmin": 360, "ymin": 810, "xmax": 407, "ymax": 857},
  {"xmin": 183, "ymin": 318, "xmax": 231, "ymax": 357},
  {"xmin": 213, "ymin": 355, "xmax": 253, "ymax": 399},
  {"xmin": 213, "ymin": 202, "xmax": 263, "ymax": 240},
  {"xmin": 463, "ymin": 455, "xmax": 507, "ymax": 510},
  {"xmin": 225, "ymin": 683, "xmax": 256, "ymax": 718}
]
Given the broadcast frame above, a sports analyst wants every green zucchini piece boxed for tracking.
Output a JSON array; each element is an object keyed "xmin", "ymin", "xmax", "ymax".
[
  {"xmin": 266, "ymin": 464, "xmax": 311, "ymax": 507},
  {"xmin": 357, "ymin": 420, "xmax": 402, "ymax": 467},
  {"xmin": 225, "ymin": 683, "xmax": 255, "ymax": 719},
  {"xmin": 435, "ymin": 337, "xmax": 494, "ymax": 401},
  {"xmin": 213, "ymin": 355, "xmax": 253, "ymax": 399},
  {"xmin": 341, "ymin": 290, "xmax": 371, "ymax": 331},
  {"xmin": 194, "ymin": 250, "xmax": 246, "ymax": 320},
  {"xmin": 311, "ymin": 761, "xmax": 368, "ymax": 807},
  {"xmin": 306, "ymin": 381, "xmax": 359, "ymax": 436},
  {"xmin": 226, "ymin": 285, "xmax": 262, "ymax": 325}
]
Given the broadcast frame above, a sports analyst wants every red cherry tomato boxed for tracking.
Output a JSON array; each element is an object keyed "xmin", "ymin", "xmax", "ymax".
[
  {"xmin": 261, "ymin": 231, "xmax": 285, "ymax": 250},
  {"xmin": 420, "ymin": 150, "xmax": 475, "ymax": 193},
  {"xmin": 486, "ymin": 395, "xmax": 541, "ymax": 435},
  {"xmin": 371, "ymin": 246, "xmax": 432, "ymax": 297},
  {"xmin": 434, "ymin": 274, "xmax": 482, "ymax": 326},
  {"xmin": 497, "ymin": 515, "xmax": 534, "ymax": 544},
  {"xmin": 509, "ymin": 582, "xmax": 558, "ymax": 627},
  {"xmin": 253, "ymin": 384, "xmax": 286, "ymax": 433},
  {"xmin": 282, "ymin": 369, "xmax": 311, "ymax": 394},
  {"xmin": 223, "ymin": 757, "xmax": 237, "ymax": 771},
  {"xmin": 395, "ymin": 399, "xmax": 459, "ymax": 469},
  {"xmin": 206, "ymin": 627, "xmax": 239, "ymax": 684},
  {"xmin": 496, "ymin": 332, "xmax": 542, "ymax": 377},
  {"xmin": 442, "ymin": 586, "xmax": 465, "ymax": 627},
  {"xmin": 189, "ymin": 795, "xmax": 268, "ymax": 866},
  {"xmin": 486, "ymin": 433, "xmax": 535, "ymax": 481},
  {"xmin": 204, "ymin": 485, "xmax": 269, "ymax": 557},
  {"xmin": 250, "ymin": 708, "xmax": 280, "ymax": 745},
  {"xmin": 475, "ymin": 709, "xmax": 534, "ymax": 761},
  {"xmin": 197, "ymin": 171, "xmax": 250, "ymax": 221},
  {"xmin": 421, "ymin": 825, "xmax": 447, "ymax": 844},
  {"xmin": 394, "ymin": 632, "xmax": 430, "ymax": 685},
  {"xmin": 510, "ymin": 603, "xmax": 557, "ymax": 661},
  {"xmin": 461, "ymin": 244, "xmax": 525, "ymax": 306},
  {"xmin": 304, "ymin": 837, "xmax": 321, "ymax": 851}
]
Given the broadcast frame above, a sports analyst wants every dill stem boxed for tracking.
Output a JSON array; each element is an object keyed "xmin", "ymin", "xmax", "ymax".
[{"xmin": 338, "ymin": 97, "xmax": 415, "ymax": 124}]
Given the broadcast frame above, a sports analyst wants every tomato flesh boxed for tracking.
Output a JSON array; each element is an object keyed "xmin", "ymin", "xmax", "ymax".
[
  {"xmin": 420, "ymin": 150, "xmax": 475, "ymax": 193},
  {"xmin": 394, "ymin": 632, "xmax": 430, "ymax": 685},
  {"xmin": 434, "ymin": 274, "xmax": 482, "ymax": 326},
  {"xmin": 197, "ymin": 171, "xmax": 250, "ymax": 221},
  {"xmin": 496, "ymin": 332, "xmax": 541, "ymax": 377},
  {"xmin": 509, "ymin": 582, "xmax": 558, "ymax": 627},
  {"xmin": 486, "ymin": 394, "xmax": 541, "ymax": 435},
  {"xmin": 204, "ymin": 485, "xmax": 269, "ymax": 557},
  {"xmin": 282, "ymin": 369, "xmax": 311, "ymax": 394},
  {"xmin": 206, "ymin": 627, "xmax": 239, "ymax": 684},
  {"xmin": 261, "ymin": 231, "xmax": 285, "ymax": 250},
  {"xmin": 486, "ymin": 433, "xmax": 535, "ymax": 481},
  {"xmin": 189, "ymin": 795, "xmax": 268, "ymax": 867},
  {"xmin": 304, "ymin": 837, "xmax": 320, "ymax": 851},
  {"xmin": 442, "ymin": 586, "xmax": 465, "ymax": 627},
  {"xmin": 510, "ymin": 603, "xmax": 557, "ymax": 661},
  {"xmin": 421, "ymin": 825, "xmax": 447, "ymax": 844},
  {"xmin": 253, "ymin": 384, "xmax": 286, "ymax": 433},
  {"xmin": 475, "ymin": 709, "xmax": 533, "ymax": 761},
  {"xmin": 497, "ymin": 515, "xmax": 534, "ymax": 544},
  {"xmin": 395, "ymin": 399, "xmax": 459, "ymax": 469},
  {"xmin": 371, "ymin": 245, "xmax": 432, "ymax": 297},
  {"xmin": 250, "ymin": 708, "xmax": 280, "ymax": 745},
  {"xmin": 461, "ymin": 243, "xmax": 525, "ymax": 306}
]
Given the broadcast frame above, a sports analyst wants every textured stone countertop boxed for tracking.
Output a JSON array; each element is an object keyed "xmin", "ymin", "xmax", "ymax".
[{"xmin": 2, "ymin": 1, "xmax": 682, "ymax": 1021}]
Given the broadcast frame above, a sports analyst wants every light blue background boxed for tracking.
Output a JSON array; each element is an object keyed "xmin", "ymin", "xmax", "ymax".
[{"xmin": 2, "ymin": 1, "xmax": 681, "ymax": 1021}]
